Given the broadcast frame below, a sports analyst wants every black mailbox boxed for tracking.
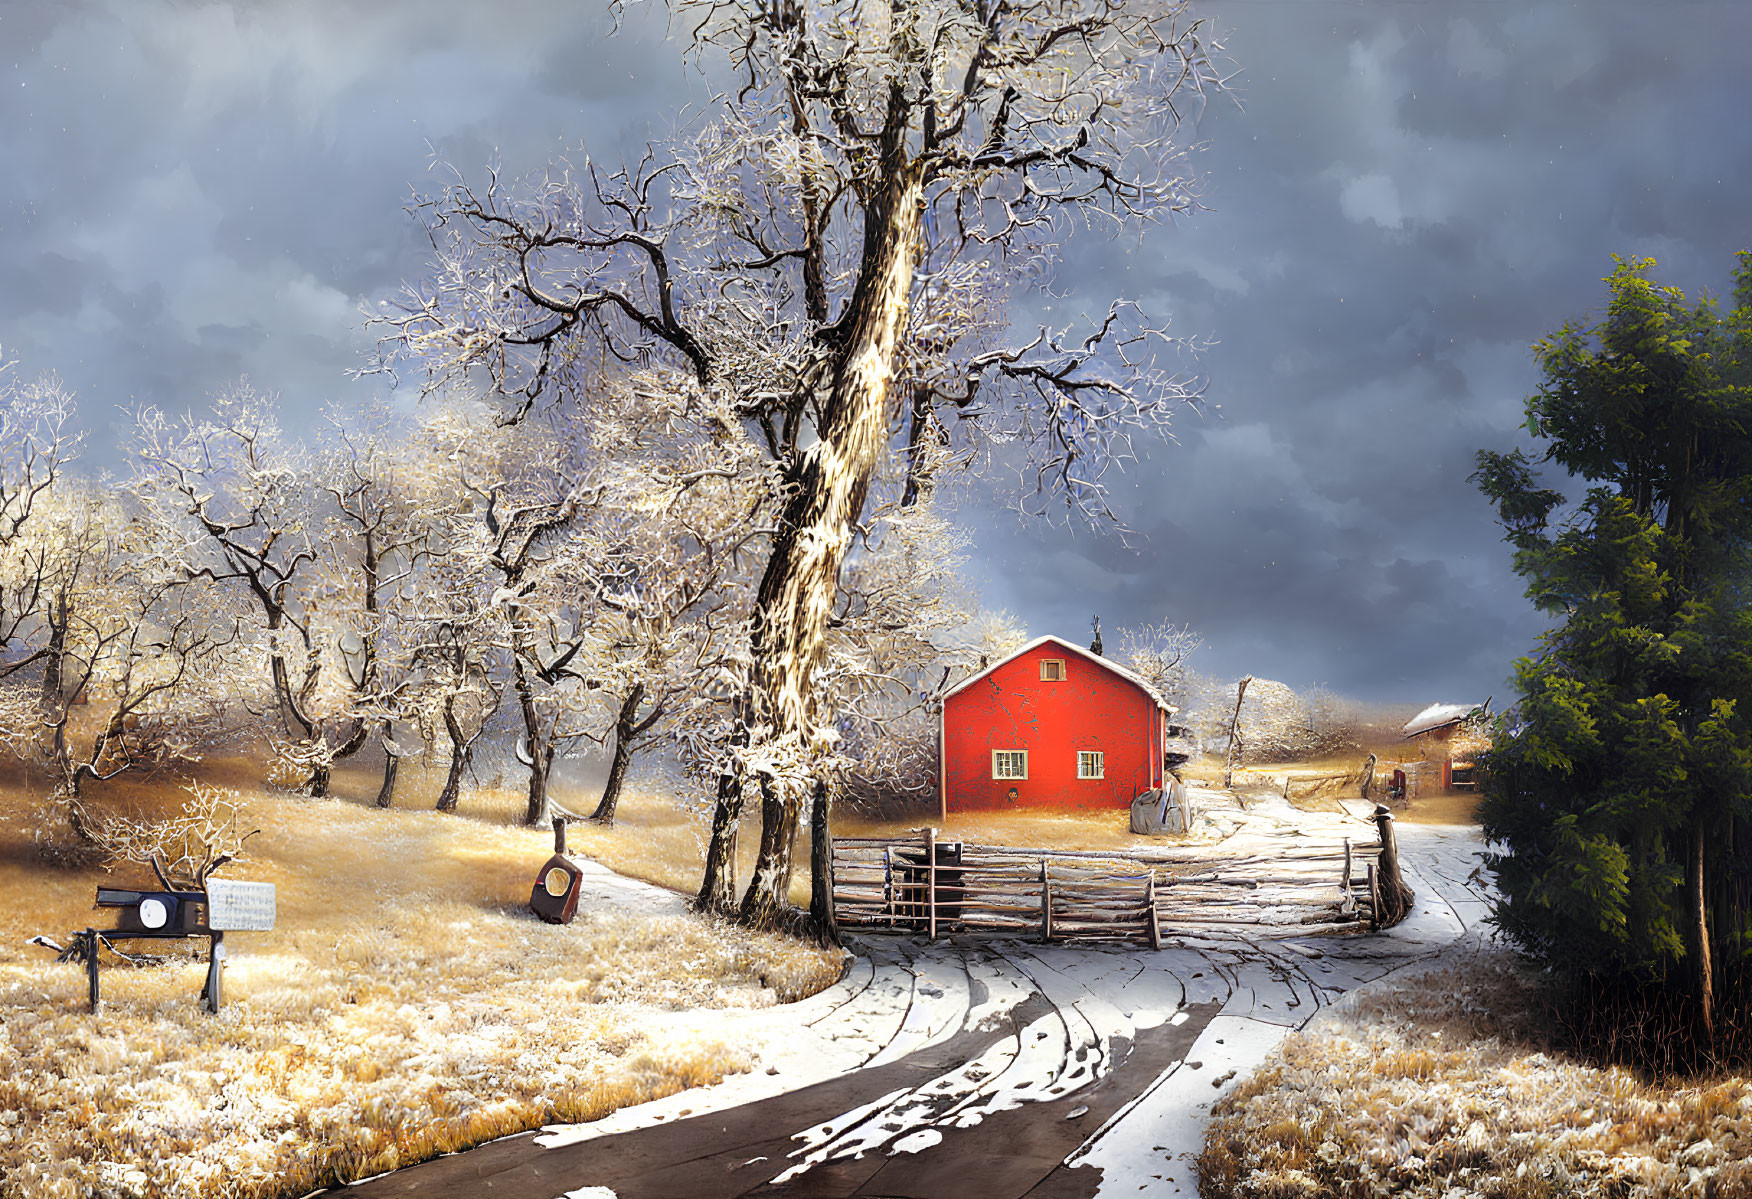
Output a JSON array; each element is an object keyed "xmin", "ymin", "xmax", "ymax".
[
  {"xmin": 81, "ymin": 879, "xmax": 274, "ymax": 1014},
  {"xmin": 95, "ymin": 889, "xmax": 208, "ymax": 936}
]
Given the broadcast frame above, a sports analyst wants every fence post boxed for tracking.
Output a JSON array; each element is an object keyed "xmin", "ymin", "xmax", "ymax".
[
  {"xmin": 926, "ymin": 826, "xmax": 938, "ymax": 941},
  {"xmin": 1222, "ymin": 675, "xmax": 1253, "ymax": 789},
  {"xmin": 1341, "ymin": 836, "xmax": 1353, "ymax": 892},
  {"xmin": 1040, "ymin": 859, "xmax": 1054, "ymax": 943},
  {"xmin": 86, "ymin": 929, "xmax": 100, "ymax": 1013},
  {"xmin": 1372, "ymin": 804, "xmax": 1416, "ymax": 926},
  {"xmin": 1367, "ymin": 863, "xmax": 1381, "ymax": 932},
  {"xmin": 883, "ymin": 845, "xmax": 894, "ymax": 926},
  {"xmin": 1145, "ymin": 872, "xmax": 1162, "ymax": 950}
]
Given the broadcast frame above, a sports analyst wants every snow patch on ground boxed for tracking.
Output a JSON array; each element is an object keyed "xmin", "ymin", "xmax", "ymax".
[{"xmin": 524, "ymin": 795, "xmax": 1497, "ymax": 1199}]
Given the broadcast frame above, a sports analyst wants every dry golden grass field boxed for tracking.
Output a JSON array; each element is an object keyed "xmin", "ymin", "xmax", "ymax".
[
  {"xmin": 1213, "ymin": 749, "xmax": 1486, "ymax": 827},
  {"xmin": 0, "ymin": 758, "xmax": 843, "ymax": 1199},
  {"xmin": 0, "ymin": 740, "xmax": 1513, "ymax": 1199},
  {"xmin": 1200, "ymin": 941, "xmax": 1752, "ymax": 1198}
]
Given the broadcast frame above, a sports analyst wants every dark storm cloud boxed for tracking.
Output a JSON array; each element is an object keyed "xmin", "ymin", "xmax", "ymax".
[
  {"xmin": 2, "ymin": 0, "xmax": 1747, "ymax": 706},
  {"xmin": 970, "ymin": 1, "xmax": 1752, "ymax": 703},
  {"xmin": 0, "ymin": 0, "xmax": 700, "ymax": 431}
]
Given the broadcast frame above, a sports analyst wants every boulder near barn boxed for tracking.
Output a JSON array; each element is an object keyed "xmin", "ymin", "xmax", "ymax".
[{"xmin": 939, "ymin": 635, "xmax": 1177, "ymax": 817}]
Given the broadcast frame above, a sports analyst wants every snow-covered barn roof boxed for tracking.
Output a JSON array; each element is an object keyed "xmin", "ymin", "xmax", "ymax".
[
  {"xmin": 1402, "ymin": 700, "xmax": 1489, "ymax": 739},
  {"xmin": 943, "ymin": 635, "xmax": 1177, "ymax": 713}
]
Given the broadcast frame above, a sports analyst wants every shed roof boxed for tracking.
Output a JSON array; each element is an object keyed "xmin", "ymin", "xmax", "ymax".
[
  {"xmin": 943, "ymin": 634, "xmax": 1177, "ymax": 713},
  {"xmin": 1402, "ymin": 700, "xmax": 1489, "ymax": 739}
]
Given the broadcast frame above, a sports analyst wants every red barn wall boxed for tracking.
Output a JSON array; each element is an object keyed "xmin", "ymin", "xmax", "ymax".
[{"xmin": 943, "ymin": 642, "xmax": 1159, "ymax": 812}]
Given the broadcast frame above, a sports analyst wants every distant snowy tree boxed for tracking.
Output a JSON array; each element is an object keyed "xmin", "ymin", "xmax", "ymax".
[
  {"xmin": 828, "ymin": 493, "xmax": 979, "ymax": 811},
  {"xmin": 308, "ymin": 405, "xmax": 452, "ymax": 805},
  {"xmin": 1118, "ymin": 619, "xmax": 1204, "ymax": 710},
  {"xmin": 430, "ymin": 375, "xmax": 763, "ymax": 828},
  {"xmin": 0, "ymin": 366, "xmax": 238, "ymax": 845},
  {"xmin": 0, "ymin": 352, "xmax": 79, "ymax": 686},
  {"xmin": 131, "ymin": 389, "xmax": 335, "ymax": 789},
  {"xmin": 1, "ymin": 481, "xmax": 238, "ymax": 845}
]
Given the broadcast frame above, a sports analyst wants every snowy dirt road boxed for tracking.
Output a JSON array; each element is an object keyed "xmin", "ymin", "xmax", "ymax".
[{"xmin": 327, "ymin": 803, "xmax": 1494, "ymax": 1199}]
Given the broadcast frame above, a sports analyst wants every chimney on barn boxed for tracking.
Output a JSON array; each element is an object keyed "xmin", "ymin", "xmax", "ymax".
[{"xmin": 1090, "ymin": 615, "xmax": 1103, "ymax": 656}]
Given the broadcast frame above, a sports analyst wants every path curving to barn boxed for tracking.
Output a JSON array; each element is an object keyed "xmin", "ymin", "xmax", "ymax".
[{"xmin": 325, "ymin": 811, "xmax": 1494, "ymax": 1199}]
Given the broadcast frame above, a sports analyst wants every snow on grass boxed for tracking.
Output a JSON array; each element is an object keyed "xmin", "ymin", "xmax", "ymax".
[
  {"xmin": 457, "ymin": 774, "xmax": 819, "ymax": 905},
  {"xmin": 1199, "ymin": 940, "xmax": 1752, "ymax": 1198},
  {"xmin": 837, "ymin": 807, "xmax": 1185, "ymax": 854},
  {"xmin": 0, "ymin": 767, "xmax": 843, "ymax": 1198}
]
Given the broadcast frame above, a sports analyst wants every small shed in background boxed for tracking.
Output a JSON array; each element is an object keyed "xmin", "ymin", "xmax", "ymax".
[
  {"xmin": 1401, "ymin": 699, "xmax": 1492, "ymax": 790},
  {"xmin": 939, "ymin": 635, "xmax": 1175, "ymax": 816}
]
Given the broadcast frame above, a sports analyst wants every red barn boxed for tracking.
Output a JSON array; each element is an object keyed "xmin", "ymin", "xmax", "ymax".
[{"xmin": 939, "ymin": 635, "xmax": 1175, "ymax": 817}]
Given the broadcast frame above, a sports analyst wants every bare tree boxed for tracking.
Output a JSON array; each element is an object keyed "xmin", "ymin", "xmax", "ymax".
[
  {"xmin": 4, "ymin": 485, "xmax": 240, "ymax": 843},
  {"xmin": 375, "ymin": 0, "xmax": 1229, "ymax": 930},
  {"xmin": 1118, "ymin": 619, "xmax": 1204, "ymax": 710},
  {"xmin": 93, "ymin": 782, "xmax": 259, "ymax": 891},
  {"xmin": 411, "ymin": 612, "xmax": 508, "ymax": 814},
  {"xmin": 461, "ymin": 418, "xmax": 588, "ymax": 827},
  {"xmin": 310, "ymin": 406, "xmax": 445, "ymax": 803},
  {"xmin": 428, "ymin": 376, "xmax": 763, "ymax": 827},
  {"xmin": 131, "ymin": 388, "xmax": 336, "ymax": 786},
  {"xmin": 402, "ymin": 486, "xmax": 510, "ymax": 814},
  {"xmin": 828, "ymin": 493, "xmax": 979, "ymax": 811},
  {"xmin": 0, "ymin": 352, "xmax": 79, "ymax": 684}
]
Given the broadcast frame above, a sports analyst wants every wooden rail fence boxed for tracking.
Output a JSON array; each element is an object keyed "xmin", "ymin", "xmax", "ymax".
[{"xmin": 832, "ymin": 812, "xmax": 1411, "ymax": 947}]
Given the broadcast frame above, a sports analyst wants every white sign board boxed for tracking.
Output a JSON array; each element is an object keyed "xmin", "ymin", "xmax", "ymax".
[{"xmin": 205, "ymin": 880, "xmax": 276, "ymax": 931}]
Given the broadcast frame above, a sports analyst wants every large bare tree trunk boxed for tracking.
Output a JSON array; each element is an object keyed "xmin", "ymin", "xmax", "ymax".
[
  {"xmin": 590, "ymin": 682, "xmax": 646, "ymax": 825},
  {"xmin": 735, "ymin": 155, "xmax": 925, "ymax": 932}
]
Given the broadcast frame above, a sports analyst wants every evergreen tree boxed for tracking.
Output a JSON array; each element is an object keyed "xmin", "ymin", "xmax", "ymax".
[{"xmin": 1474, "ymin": 252, "xmax": 1752, "ymax": 1047}]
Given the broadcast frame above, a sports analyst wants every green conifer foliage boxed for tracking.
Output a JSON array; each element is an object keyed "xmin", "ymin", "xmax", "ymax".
[{"xmin": 1474, "ymin": 253, "xmax": 1752, "ymax": 1044}]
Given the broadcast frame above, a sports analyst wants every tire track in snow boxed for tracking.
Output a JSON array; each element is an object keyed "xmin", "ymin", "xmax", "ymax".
[{"xmin": 331, "ymin": 829, "xmax": 1495, "ymax": 1199}]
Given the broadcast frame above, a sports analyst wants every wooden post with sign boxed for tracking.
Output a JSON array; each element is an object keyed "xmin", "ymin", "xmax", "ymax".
[
  {"xmin": 203, "ymin": 879, "xmax": 276, "ymax": 1014},
  {"xmin": 204, "ymin": 933, "xmax": 224, "ymax": 1013}
]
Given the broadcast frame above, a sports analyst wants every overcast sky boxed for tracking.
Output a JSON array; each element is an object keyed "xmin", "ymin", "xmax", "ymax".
[{"xmin": 3, "ymin": 0, "xmax": 1748, "ymax": 705}]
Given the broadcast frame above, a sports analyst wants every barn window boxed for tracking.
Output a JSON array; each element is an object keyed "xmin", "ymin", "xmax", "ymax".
[
  {"xmin": 1040, "ymin": 659, "xmax": 1067, "ymax": 681},
  {"xmin": 1078, "ymin": 751, "xmax": 1105, "ymax": 779},
  {"xmin": 993, "ymin": 750, "xmax": 1028, "ymax": 779}
]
